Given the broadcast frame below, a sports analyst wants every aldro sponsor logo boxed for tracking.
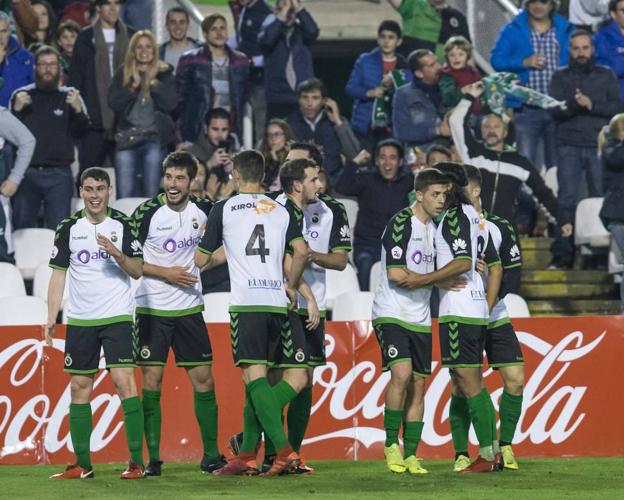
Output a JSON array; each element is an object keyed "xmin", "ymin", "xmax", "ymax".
[
  {"xmin": 77, "ymin": 249, "xmax": 110, "ymax": 264},
  {"xmin": 162, "ymin": 236, "xmax": 201, "ymax": 253}
]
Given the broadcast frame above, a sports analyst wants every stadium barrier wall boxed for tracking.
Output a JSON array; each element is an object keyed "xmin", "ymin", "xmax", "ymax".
[{"xmin": 1, "ymin": 317, "xmax": 623, "ymax": 465}]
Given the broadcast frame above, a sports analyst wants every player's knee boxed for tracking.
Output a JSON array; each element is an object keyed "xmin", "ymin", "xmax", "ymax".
[
  {"xmin": 141, "ymin": 368, "xmax": 164, "ymax": 391},
  {"xmin": 70, "ymin": 377, "xmax": 93, "ymax": 402},
  {"xmin": 188, "ymin": 366, "xmax": 214, "ymax": 391},
  {"xmin": 283, "ymin": 369, "xmax": 308, "ymax": 393},
  {"xmin": 390, "ymin": 368, "xmax": 411, "ymax": 390},
  {"xmin": 504, "ymin": 375, "xmax": 524, "ymax": 396}
]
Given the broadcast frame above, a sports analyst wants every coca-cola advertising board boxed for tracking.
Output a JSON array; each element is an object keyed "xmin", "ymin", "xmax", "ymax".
[{"xmin": 1, "ymin": 317, "xmax": 622, "ymax": 464}]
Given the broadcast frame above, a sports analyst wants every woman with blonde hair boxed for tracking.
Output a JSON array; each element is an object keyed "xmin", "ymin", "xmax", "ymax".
[
  {"xmin": 260, "ymin": 118, "xmax": 294, "ymax": 192},
  {"xmin": 599, "ymin": 112, "xmax": 624, "ymax": 312},
  {"xmin": 108, "ymin": 30, "xmax": 177, "ymax": 198}
]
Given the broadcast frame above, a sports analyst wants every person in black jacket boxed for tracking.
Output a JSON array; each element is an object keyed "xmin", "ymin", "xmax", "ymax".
[
  {"xmin": 335, "ymin": 139, "xmax": 413, "ymax": 290},
  {"xmin": 549, "ymin": 30, "xmax": 624, "ymax": 268},
  {"xmin": 11, "ymin": 45, "xmax": 89, "ymax": 229},
  {"xmin": 108, "ymin": 30, "xmax": 177, "ymax": 198}
]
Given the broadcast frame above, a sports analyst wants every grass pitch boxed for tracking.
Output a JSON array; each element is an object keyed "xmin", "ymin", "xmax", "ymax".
[{"xmin": 3, "ymin": 458, "xmax": 623, "ymax": 499}]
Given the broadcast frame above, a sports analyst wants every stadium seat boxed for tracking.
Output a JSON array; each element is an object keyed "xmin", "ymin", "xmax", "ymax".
[
  {"xmin": 0, "ymin": 262, "xmax": 27, "ymax": 298},
  {"xmin": 608, "ymin": 239, "xmax": 624, "ymax": 275},
  {"xmin": 574, "ymin": 198, "xmax": 610, "ymax": 248},
  {"xmin": 503, "ymin": 293, "xmax": 531, "ymax": 318},
  {"xmin": 32, "ymin": 262, "xmax": 70, "ymax": 304},
  {"xmin": 71, "ymin": 197, "xmax": 85, "ymax": 213},
  {"xmin": 112, "ymin": 197, "xmax": 149, "ymax": 216},
  {"xmin": 202, "ymin": 292, "xmax": 231, "ymax": 323},
  {"xmin": 0, "ymin": 296, "xmax": 47, "ymax": 326},
  {"xmin": 544, "ymin": 167, "xmax": 558, "ymax": 196},
  {"xmin": 331, "ymin": 291, "xmax": 374, "ymax": 321},
  {"xmin": 103, "ymin": 167, "xmax": 117, "ymax": 202},
  {"xmin": 369, "ymin": 261, "xmax": 383, "ymax": 293},
  {"xmin": 326, "ymin": 263, "xmax": 360, "ymax": 310},
  {"xmin": 12, "ymin": 228, "xmax": 55, "ymax": 280}
]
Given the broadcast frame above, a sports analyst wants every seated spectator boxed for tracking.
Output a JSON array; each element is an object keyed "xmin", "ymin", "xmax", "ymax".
[
  {"xmin": 259, "ymin": 0, "xmax": 319, "ymax": 119},
  {"xmin": 595, "ymin": 0, "xmax": 624, "ymax": 98},
  {"xmin": 599, "ymin": 113, "xmax": 624, "ymax": 311},
  {"xmin": 176, "ymin": 14, "xmax": 250, "ymax": 143},
  {"xmin": 186, "ymin": 107, "xmax": 240, "ymax": 202},
  {"xmin": 287, "ymin": 78, "xmax": 360, "ymax": 184},
  {"xmin": 108, "ymin": 30, "xmax": 177, "ymax": 199},
  {"xmin": 158, "ymin": 6, "xmax": 200, "ymax": 72},
  {"xmin": 121, "ymin": 0, "xmax": 151, "ymax": 30},
  {"xmin": 439, "ymin": 36, "xmax": 482, "ymax": 114},
  {"xmin": 11, "ymin": 45, "xmax": 88, "ymax": 229},
  {"xmin": 190, "ymin": 161, "xmax": 207, "ymax": 199},
  {"xmin": 317, "ymin": 167, "xmax": 330, "ymax": 195},
  {"xmin": 260, "ymin": 118, "xmax": 293, "ymax": 192},
  {"xmin": 346, "ymin": 20, "xmax": 411, "ymax": 151},
  {"xmin": 286, "ymin": 141, "xmax": 334, "ymax": 194},
  {"xmin": 0, "ymin": 11, "xmax": 34, "ymax": 107},
  {"xmin": 1, "ymin": 0, "xmax": 38, "ymax": 45},
  {"xmin": 25, "ymin": 0, "xmax": 56, "ymax": 50},
  {"xmin": 335, "ymin": 139, "xmax": 414, "ymax": 290},
  {"xmin": 570, "ymin": 0, "xmax": 609, "ymax": 30},
  {"xmin": 426, "ymin": 143, "xmax": 452, "ymax": 166},
  {"xmin": 386, "ymin": 0, "xmax": 471, "ymax": 62},
  {"xmin": 392, "ymin": 49, "xmax": 448, "ymax": 152},
  {"xmin": 56, "ymin": 19, "xmax": 79, "ymax": 83}
]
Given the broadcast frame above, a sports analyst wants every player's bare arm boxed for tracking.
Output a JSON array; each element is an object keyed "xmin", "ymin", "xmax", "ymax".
[
  {"xmin": 308, "ymin": 249, "xmax": 348, "ymax": 271},
  {"xmin": 196, "ymin": 246, "xmax": 226, "ymax": 272},
  {"xmin": 45, "ymin": 269, "xmax": 66, "ymax": 346},
  {"xmin": 486, "ymin": 262, "xmax": 503, "ymax": 312},
  {"xmin": 283, "ymin": 251, "xmax": 320, "ymax": 328},
  {"xmin": 96, "ymin": 234, "xmax": 142, "ymax": 279},
  {"xmin": 143, "ymin": 262, "xmax": 198, "ymax": 288},
  {"xmin": 390, "ymin": 259, "xmax": 471, "ymax": 290},
  {"xmin": 286, "ymin": 239, "xmax": 310, "ymax": 304}
]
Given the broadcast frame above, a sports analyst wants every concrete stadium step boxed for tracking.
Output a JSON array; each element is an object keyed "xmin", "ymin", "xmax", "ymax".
[
  {"xmin": 528, "ymin": 300, "xmax": 621, "ymax": 316},
  {"xmin": 520, "ymin": 282, "xmax": 616, "ymax": 300},
  {"xmin": 519, "ymin": 237, "xmax": 554, "ymax": 251},
  {"xmin": 518, "ymin": 237, "xmax": 553, "ymax": 270},
  {"xmin": 521, "ymin": 270, "xmax": 612, "ymax": 284}
]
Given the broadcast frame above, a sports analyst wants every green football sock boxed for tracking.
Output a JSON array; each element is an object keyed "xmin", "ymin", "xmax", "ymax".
[
  {"xmin": 499, "ymin": 391, "xmax": 523, "ymax": 445},
  {"xmin": 467, "ymin": 391, "xmax": 494, "ymax": 460},
  {"xmin": 272, "ymin": 379, "xmax": 298, "ymax": 408},
  {"xmin": 142, "ymin": 389, "xmax": 161, "ymax": 462},
  {"xmin": 69, "ymin": 402, "xmax": 92, "ymax": 469},
  {"xmin": 403, "ymin": 420, "xmax": 424, "ymax": 458},
  {"xmin": 121, "ymin": 396, "xmax": 144, "ymax": 466},
  {"xmin": 194, "ymin": 390, "xmax": 220, "ymax": 459},
  {"xmin": 287, "ymin": 386, "xmax": 313, "ymax": 453},
  {"xmin": 484, "ymin": 390, "xmax": 500, "ymax": 454},
  {"xmin": 247, "ymin": 378, "xmax": 289, "ymax": 451},
  {"xmin": 263, "ymin": 414, "xmax": 284, "ymax": 457},
  {"xmin": 449, "ymin": 394, "xmax": 470, "ymax": 455},
  {"xmin": 241, "ymin": 387, "xmax": 262, "ymax": 454},
  {"xmin": 384, "ymin": 408, "xmax": 403, "ymax": 447}
]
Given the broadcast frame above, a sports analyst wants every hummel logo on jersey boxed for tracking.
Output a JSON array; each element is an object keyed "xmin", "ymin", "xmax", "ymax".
[
  {"xmin": 340, "ymin": 225, "xmax": 351, "ymax": 239},
  {"xmin": 131, "ymin": 240, "xmax": 143, "ymax": 252},
  {"xmin": 156, "ymin": 226, "xmax": 173, "ymax": 231},
  {"xmin": 510, "ymin": 244, "xmax": 520, "ymax": 259},
  {"xmin": 51, "ymin": 245, "xmax": 59, "ymax": 258},
  {"xmin": 452, "ymin": 238, "xmax": 467, "ymax": 253},
  {"xmin": 391, "ymin": 246, "xmax": 403, "ymax": 259}
]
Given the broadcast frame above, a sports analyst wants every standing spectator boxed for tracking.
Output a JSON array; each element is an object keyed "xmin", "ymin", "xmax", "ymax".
[
  {"xmin": 121, "ymin": 0, "xmax": 150, "ymax": 30},
  {"xmin": 1, "ymin": 0, "xmax": 38, "ymax": 45},
  {"xmin": 176, "ymin": 14, "xmax": 250, "ymax": 144},
  {"xmin": 595, "ymin": 0, "xmax": 624, "ymax": 98},
  {"xmin": 439, "ymin": 36, "xmax": 482, "ymax": 114},
  {"xmin": 549, "ymin": 30, "xmax": 624, "ymax": 267},
  {"xmin": 258, "ymin": 0, "xmax": 319, "ymax": 120},
  {"xmin": 229, "ymin": 0, "xmax": 272, "ymax": 140},
  {"xmin": 392, "ymin": 49, "xmax": 448, "ymax": 152},
  {"xmin": 0, "ymin": 11, "xmax": 34, "ymax": 107},
  {"xmin": 108, "ymin": 30, "xmax": 177, "ymax": 199},
  {"xmin": 345, "ymin": 20, "xmax": 411, "ymax": 151},
  {"xmin": 55, "ymin": 19, "xmax": 79, "ymax": 82},
  {"xmin": 69, "ymin": 0, "xmax": 133, "ymax": 177},
  {"xmin": 25, "ymin": 0, "xmax": 56, "ymax": 50},
  {"xmin": 260, "ymin": 117, "xmax": 293, "ymax": 192},
  {"xmin": 335, "ymin": 139, "xmax": 414, "ymax": 290},
  {"xmin": 386, "ymin": 0, "xmax": 471, "ymax": 62},
  {"xmin": 286, "ymin": 78, "xmax": 360, "ymax": 183},
  {"xmin": 158, "ymin": 6, "xmax": 200, "ymax": 72},
  {"xmin": 11, "ymin": 45, "xmax": 88, "ymax": 229},
  {"xmin": 491, "ymin": 0, "xmax": 574, "ymax": 171},
  {"xmin": 58, "ymin": 1, "xmax": 93, "ymax": 28},
  {"xmin": 569, "ymin": 0, "xmax": 609, "ymax": 30}
]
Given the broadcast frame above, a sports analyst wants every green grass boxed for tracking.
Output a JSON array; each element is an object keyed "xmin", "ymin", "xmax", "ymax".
[{"xmin": 3, "ymin": 459, "xmax": 624, "ymax": 499}]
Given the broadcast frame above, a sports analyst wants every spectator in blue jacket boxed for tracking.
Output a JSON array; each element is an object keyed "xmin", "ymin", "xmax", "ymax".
[
  {"xmin": 595, "ymin": 0, "xmax": 624, "ymax": 98},
  {"xmin": 258, "ymin": 0, "xmax": 319, "ymax": 120},
  {"xmin": 0, "ymin": 11, "xmax": 34, "ymax": 107},
  {"xmin": 346, "ymin": 20, "xmax": 412, "ymax": 152},
  {"xmin": 490, "ymin": 0, "xmax": 575, "ymax": 171}
]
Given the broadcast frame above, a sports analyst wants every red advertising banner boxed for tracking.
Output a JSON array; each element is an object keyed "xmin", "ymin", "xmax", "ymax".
[{"xmin": 1, "ymin": 317, "xmax": 623, "ymax": 465}]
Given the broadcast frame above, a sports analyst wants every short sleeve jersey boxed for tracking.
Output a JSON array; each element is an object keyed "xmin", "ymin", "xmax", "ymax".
[
  {"xmin": 198, "ymin": 192, "xmax": 303, "ymax": 313},
  {"xmin": 49, "ymin": 208, "xmax": 143, "ymax": 325},
  {"xmin": 435, "ymin": 203, "xmax": 500, "ymax": 324},
  {"xmin": 133, "ymin": 194, "xmax": 213, "ymax": 316},
  {"xmin": 372, "ymin": 207, "xmax": 435, "ymax": 332}
]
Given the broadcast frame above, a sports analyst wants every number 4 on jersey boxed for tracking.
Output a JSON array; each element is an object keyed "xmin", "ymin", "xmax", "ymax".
[{"xmin": 245, "ymin": 224, "xmax": 270, "ymax": 263}]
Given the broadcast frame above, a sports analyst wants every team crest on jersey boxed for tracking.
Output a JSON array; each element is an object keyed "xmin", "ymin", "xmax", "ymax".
[
  {"xmin": 254, "ymin": 199, "xmax": 277, "ymax": 215},
  {"xmin": 340, "ymin": 225, "xmax": 351, "ymax": 239},
  {"xmin": 295, "ymin": 349, "xmax": 306, "ymax": 363},
  {"xmin": 192, "ymin": 218, "xmax": 199, "ymax": 229},
  {"xmin": 51, "ymin": 245, "xmax": 58, "ymax": 258},
  {"xmin": 312, "ymin": 213, "xmax": 320, "ymax": 224},
  {"xmin": 64, "ymin": 354, "xmax": 72, "ymax": 367},
  {"xmin": 452, "ymin": 238, "xmax": 467, "ymax": 254},
  {"xmin": 391, "ymin": 246, "xmax": 403, "ymax": 259},
  {"xmin": 140, "ymin": 346, "xmax": 151, "ymax": 359},
  {"xmin": 110, "ymin": 231, "xmax": 118, "ymax": 243},
  {"xmin": 387, "ymin": 345, "xmax": 398, "ymax": 359}
]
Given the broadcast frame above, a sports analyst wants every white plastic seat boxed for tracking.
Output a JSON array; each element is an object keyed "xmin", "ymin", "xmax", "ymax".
[
  {"xmin": 608, "ymin": 239, "xmax": 624, "ymax": 275},
  {"xmin": 0, "ymin": 296, "xmax": 48, "ymax": 325},
  {"xmin": 574, "ymin": 198, "xmax": 610, "ymax": 248},
  {"xmin": 71, "ymin": 197, "xmax": 85, "ymax": 213},
  {"xmin": 0, "ymin": 262, "xmax": 27, "ymax": 298},
  {"xmin": 102, "ymin": 167, "xmax": 117, "ymax": 202},
  {"xmin": 543, "ymin": 166, "xmax": 558, "ymax": 196},
  {"xmin": 32, "ymin": 262, "xmax": 70, "ymax": 304},
  {"xmin": 112, "ymin": 197, "xmax": 149, "ymax": 217},
  {"xmin": 503, "ymin": 293, "xmax": 531, "ymax": 318},
  {"xmin": 12, "ymin": 228, "xmax": 55, "ymax": 280},
  {"xmin": 331, "ymin": 291, "xmax": 374, "ymax": 321},
  {"xmin": 325, "ymin": 263, "xmax": 360, "ymax": 310},
  {"xmin": 202, "ymin": 292, "xmax": 231, "ymax": 323},
  {"xmin": 369, "ymin": 261, "xmax": 383, "ymax": 294}
]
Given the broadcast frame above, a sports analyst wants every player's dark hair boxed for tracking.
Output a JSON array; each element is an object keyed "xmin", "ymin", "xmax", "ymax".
[
  {"xmin": 378, "ymin": 20, "xmax": 401, "ymax": 38},
  {"xmin": 280, "ymin": 158, "xmax": 318, "ymax": 194},
  {"xmin": 162, "ymin": 151, "xmax": 198, "ymax": 179},
  {"xmin": 463, "ymin": 164, "xmax": 482, "ymax": 187},
  {"xmin": 425, "ymin": 144, "xmax": 452, "ymax": 165},
  {"xmin": 375, "ymin": 138, "xmax": 404, "ymax": 159},
  {"xmin": 436, "ymin": 162, "xmax": 471, "ymax": 208},
  {"xmin": 608, "ymin": 0, "xmax": 623, "ymax": 12},
  {"xmin": 408, "ymin": 49, "xmax": 434, "ymax": 73},
  {"xmin": 80, "ymin": 167, "xmax": 110, "ymax": 187},
  {"xmin": 204, "ymin": 107, "xmax": 230, "ymax": 126},
  {"xmin": 414, "ymin": 168, "xmax": 450, "ymax": 194},
  {"xmin": 296, "ymin": 78, "xmax": 327, "ymax": 98},
  {"xmin": 233, "ymin": 150, "xmax": 265, "ymax": 183},
  {"xmin": 289, "ymin": 141, "xmax": 324, "ymax": 167},
  {"xmin": 166, "ymin": 6, "xmax": 190, "ymax": 23}
]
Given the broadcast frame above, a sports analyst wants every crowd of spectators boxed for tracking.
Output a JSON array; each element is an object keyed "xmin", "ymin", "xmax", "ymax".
[{"xmin": 2, "ymin": 0, "xmax": 624, "ymax": 298}]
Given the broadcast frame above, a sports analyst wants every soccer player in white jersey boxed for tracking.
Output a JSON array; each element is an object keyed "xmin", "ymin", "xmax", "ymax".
[
  {"xmin": 195, "ymin": 150, "xmax": 314, "ymax": 476},
  {"xmin": 373, "ymin": 168, "xmax": 469, "ymax": 475},
  {"xmin": 132, "ymin": 151, "xmax": 224, "ymax": 476},
  {"xmin": 448, "ymin": 165, "xmax": 524, "ymax": 471},
  {"xmin": 46, "ymin": 168, "xmax": 145, "ymax": 479},
  {"xmin": 434, "ymin": 163, "xmax": 503, "ymax": 473}
]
